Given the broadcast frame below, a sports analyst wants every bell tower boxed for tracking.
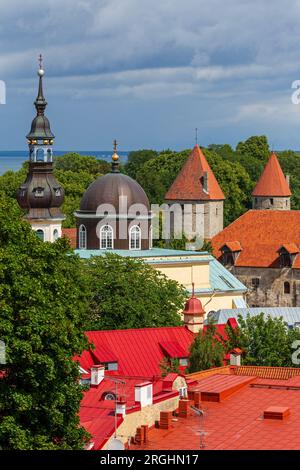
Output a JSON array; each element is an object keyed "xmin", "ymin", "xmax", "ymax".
[{"xmin": 17, "ymin": 56, "xmax": 65, "ymax": 242}]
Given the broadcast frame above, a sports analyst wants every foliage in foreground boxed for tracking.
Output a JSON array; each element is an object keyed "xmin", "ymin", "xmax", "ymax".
[{"xmin": 0, "ymin": 198, "xmax": 91, "ymax": 450}]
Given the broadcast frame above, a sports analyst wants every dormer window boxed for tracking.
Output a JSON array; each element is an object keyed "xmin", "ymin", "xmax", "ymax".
[
  {"xmin": 54, "ymin": 187, "xmax": 62, "ymax": 197},
  {"xmin": 33, "ymin": 187, "xmax": 44, "ymax": 198},
  {"xmin": 278, "ymin": 244, "xmax": 299, "ymax": 268},
  {"xmin": 221, "ymin": 241, "xmax": 242, "ymax": 267}
]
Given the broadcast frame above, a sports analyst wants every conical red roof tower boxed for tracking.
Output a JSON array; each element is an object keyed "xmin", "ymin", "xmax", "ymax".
[
  {"xmin": 252, "ymin": 153, "xmax": 291, "ymax": 197},
  {"xmin": 165, "ymin": 144, "xmax": 225, "ymax": 201}
]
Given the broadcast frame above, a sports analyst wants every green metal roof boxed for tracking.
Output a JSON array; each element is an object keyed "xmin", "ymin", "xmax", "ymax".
[{"xmin": 75, "ymin": 248, "xmax": 247, "ymax": 294}]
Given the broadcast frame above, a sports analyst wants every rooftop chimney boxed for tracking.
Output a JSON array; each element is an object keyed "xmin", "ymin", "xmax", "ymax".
[
  {"xmin": 229, "ymin": 348, "xmax": 242, "ymax": 366},
  {"xmin": 286, "ymin": 174, "xmax": 290, "ymax": 188},
  {"xmin": 90, "ymin": 364, "xmax": 104, "ymax": 386},
  {"xmin": 135, "ymin": 381, "xmax": 153, "ymax": 408},
  {"xmin": 116, "ymin": 398, "xmax": 126, "ymax": 417}
]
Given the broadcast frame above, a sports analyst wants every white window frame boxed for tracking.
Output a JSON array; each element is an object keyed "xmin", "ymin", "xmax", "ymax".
[
  {"xmin": 129, "ymin": 225, "xmax": 141, "ymax": 250},
  {"xmin": 100, "ymin": 224, "xmax": 114, "ymax": 250},
  {"xmin": 79, "ymin": 224, "xmax": 87, "ymax": 250}
]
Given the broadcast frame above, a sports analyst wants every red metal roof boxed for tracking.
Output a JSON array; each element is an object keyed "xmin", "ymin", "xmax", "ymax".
[
  {"xmin": 78, "ymin": 327, "xmax": 194, "ymax": 378},
  {"xmin": 165, "ymin": 145, "xmax": 225, "ymax": 201},
  {"xmin": 252, "ymin": 152, "xmax": 291, "ymax": 197},
  {"xmin": 159, "ymin": 341, "xmax": 188, "ymax": 358},
  {"xmin": 132, "ymin": 366, "xmax": 300, "ymax": 450},
  {"xmin": 212, "ymin": 210, "xmax": 300, "ymax": 268},
  {"xmin": 75, "ymin": 324, "xmax": 235, "ymax": 379}
]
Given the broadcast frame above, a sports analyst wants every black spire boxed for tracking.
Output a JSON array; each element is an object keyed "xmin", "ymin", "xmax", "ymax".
[{"xmin": 27, "ymin": 54, "xmax": 54, "ymax": 140}]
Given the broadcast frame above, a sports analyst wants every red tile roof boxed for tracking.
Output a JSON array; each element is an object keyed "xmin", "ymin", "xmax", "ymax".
[
  {"xmin": 212, "ymin": 210, "xmax": 300, "ymax": 268},
  {"xmin": 165, "ymin": 145, "xmax": 225, "ymax": 201},
  {"xmin": 62, "ymin": 228, "xmax": 77, "ymax": 248},
  {"xmin": 252, "ymin": 152, "xmax": 291, "ymax": 197},
  {"xmin": 281, "ymin": 243, "xmax": 299, "ymax": 254},
  {"xmin": 222, "ymin": 241, "xmax": 242, "ymax": 252}
]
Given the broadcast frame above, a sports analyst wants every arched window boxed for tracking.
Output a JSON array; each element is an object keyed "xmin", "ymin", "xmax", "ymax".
[
  {"xmin": 53, "ymin": 229, "xmax": 59, "ymax": 241},
  {"xmin": 36, "ymin": 229, "xmax": 44, "ymax": 241},
  {"xmin": 36, "ymin": 148, "xmax": 44, "ymax": 162},
  {"xmin": 102, "ymin": 392, "xmax": 116, "ymax": 401},
  {"xmin": 100, "ymin": 224, "xmax": 113, "ymax": 250},
  {"xmin": 79, "ymin": 225, "xmax": 87, "ymax": 249},
  {"xmin": 129, "ymin": 225, "xmax": 141, "ymax": 250},
  {"xmin": 284, "ymin": 281, "xmax": 291, "ymax": 294}
]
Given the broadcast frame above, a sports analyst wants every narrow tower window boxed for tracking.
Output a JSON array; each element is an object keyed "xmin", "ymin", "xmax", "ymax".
[
  {"xmin": 100, "ymin": 225, "xmax": 113, "ymax": 250},
  {"xmin": 79, "ymin": 225, "xmax": 87, "ymax": 249},
  {"xmin": 129, "ymin": 225, "xmax": 141, "ymax": 250},
  {"xmin": 284, "ymin": 282, "xmax": 291, "ymax": 294}
]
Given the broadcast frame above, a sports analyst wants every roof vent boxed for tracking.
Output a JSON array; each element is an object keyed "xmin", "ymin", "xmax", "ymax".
[{"xmin": 263, "ymin": 406, "xmax": 290, "ymax": 420}]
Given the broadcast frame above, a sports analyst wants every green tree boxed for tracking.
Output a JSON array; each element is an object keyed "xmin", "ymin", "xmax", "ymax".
[
  {"xmin": 125, "ymin": 149, "xmax": 158, "ymax": 180},
  {"xmin": 204, "ymin": 149, "xmax": 253, "ymax": 226},
  {"xmin": 226, "ymin": 313, "xmax": 300, "ymax": 367},
  {"xmin": 159, "ymin": 357, "xmax": 181, "ymax": 377},
  {"xmin": 188, "ymin": 323, "xmax": 225, "ymax": 373},
  {"xmin": 236, "ymin": 135, "xmax": 270, "ymax": 161},
  {"xmin": 85, "ymin": 253, "xmax": 186, "ymax": 330},
  {"xmin": 55, "ymin": 153, "xmax": 110, "ymax": 175},
  {"xmin": 0, "ymin": 197, "xmax": 91, "ymax": 450}
]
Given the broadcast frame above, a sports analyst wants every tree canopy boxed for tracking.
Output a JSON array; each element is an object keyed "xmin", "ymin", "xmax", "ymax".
[
  {"xmin": 225, "ymin": 313, "xmax": 300, "ymax": 367},
  {"xmin": 0, "ymin": 197, "xmax": 91, "ymax": 450},
  {"xmin": 84, "ymin": 253, "xmax": 186, "ymax": 331},
  {"xmin": 188, "ymin": 323, "xmax": 225, "ymax": 373}
]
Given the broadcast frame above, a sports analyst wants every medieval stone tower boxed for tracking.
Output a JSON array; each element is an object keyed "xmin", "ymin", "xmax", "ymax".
[{"xmin": 165, "ymin": 144, "xmax": 225, "ymax": 241}]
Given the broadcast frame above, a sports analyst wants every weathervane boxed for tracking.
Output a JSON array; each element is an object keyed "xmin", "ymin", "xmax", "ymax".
[
  {"xmin": 195, "ymin": 128, "xmax": 198, "ymax": 145},
  {"xmin": 113, "ymin": 139, "xmax": 118, "ymax": 153}
]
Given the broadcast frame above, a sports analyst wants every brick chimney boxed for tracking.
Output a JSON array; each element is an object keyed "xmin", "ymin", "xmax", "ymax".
[{"xmin": 90, "ymin": 364, "xmax": 104, "ymax": 386}]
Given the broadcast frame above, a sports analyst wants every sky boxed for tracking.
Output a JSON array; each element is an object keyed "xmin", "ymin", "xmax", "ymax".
[{"xmin": 1, "ymin": 0, "xmax": 300, "ymax": 151}]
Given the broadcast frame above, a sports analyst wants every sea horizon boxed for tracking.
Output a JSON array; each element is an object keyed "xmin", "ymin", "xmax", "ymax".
[{"xmin": 0, "ymin": 150, "xmax": 129, "ymax": 174}]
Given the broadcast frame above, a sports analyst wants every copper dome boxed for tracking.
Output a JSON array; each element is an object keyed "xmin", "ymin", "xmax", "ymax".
[{"xmin": 80, "ymin": 173, "xmax": 150, "ymax": 213}]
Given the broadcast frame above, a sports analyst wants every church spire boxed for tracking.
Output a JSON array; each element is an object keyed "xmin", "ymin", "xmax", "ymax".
[
  {"xmin": 27, "ymin": 54, "xmax": 54, "ymax": 142},
  {"xmin": 17, "ymin": 56, "xmax": 65, "ymax": 243},
  {"xmin": 34, "ymin": 54, "xmax": 47, "ymax": 115},
  {"xmin": 111, "ymin": 139, "xmax": 120, "ymax": 173}
]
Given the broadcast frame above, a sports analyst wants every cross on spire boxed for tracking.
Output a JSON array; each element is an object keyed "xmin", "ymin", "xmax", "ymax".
[{"xmin": 38, "ymin": 54, "xmax": 43, "ymax": 70}]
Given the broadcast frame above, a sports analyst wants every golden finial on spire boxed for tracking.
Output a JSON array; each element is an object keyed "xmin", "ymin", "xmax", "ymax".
[{"xmin": 112, "ymin": 139, "xmax": 119, "ymax": 162}]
